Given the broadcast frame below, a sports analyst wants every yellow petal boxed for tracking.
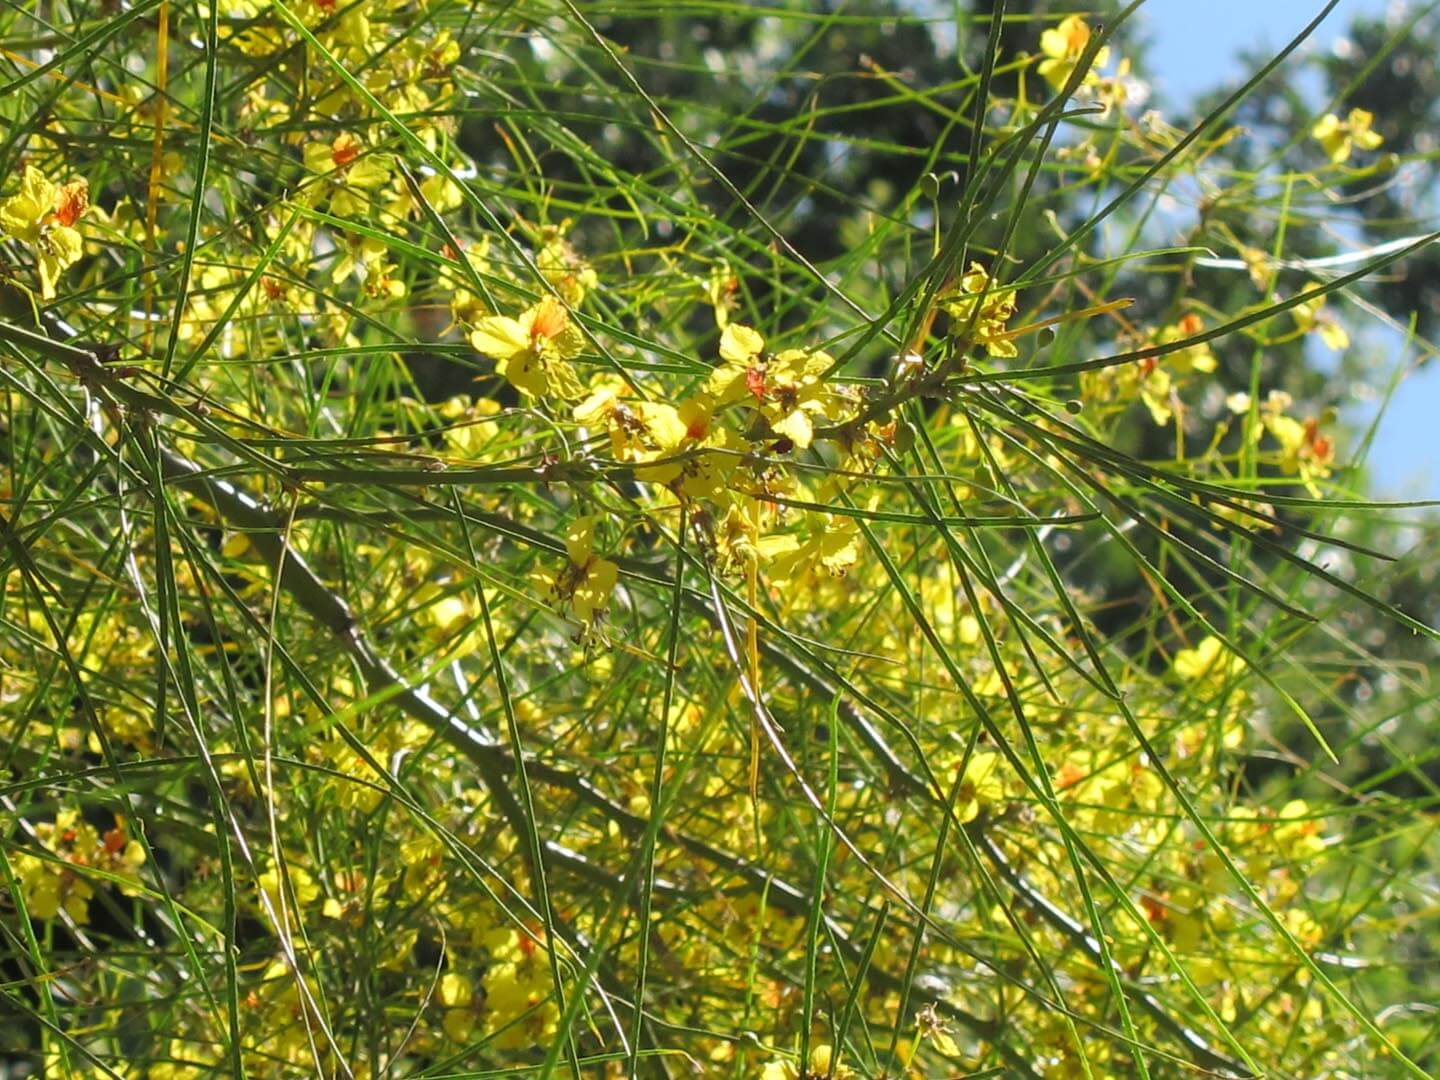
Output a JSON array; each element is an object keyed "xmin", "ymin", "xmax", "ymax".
[
  {"xmin": 706, "ymin": 363, "xmax": 750, "ymax": 406},
  {"xmin": 564, "ymin": 515, "xmax": 598, "ymax": 566},
  {"xmin": 772, "ymin": 408, "xmax": 814, "ymax": 449},
  {"xmin": 470, "ymin": 316, "xmax": 529, "ymax": 360},
  {"xmin": 0, "ymin": 166, "xmax": 52, "ymax": 241},
  {"xmin": 572, "ymin": 558, "xmax": 617, "ymax": 621},
  {"xmin": 719, "ymin": 322, "xmax": 764, "ymax": 364},
  {"xmin": 573, "ymin": 386, "xmax": 617, "ymax": 425},
  {"xmin": 36, "ymin": 226, "xmax": 83, "ymax": 300},
  {"xmin": 639, "ymin": 402, "xmax": 688, "ymax": 449},
  {"xmin": 754, "ymin": 534, "xmax": 800, "ymax": 561},
  {"xmin": 499, "ymin": 350, "xmax": 547, "ymax": 397}
]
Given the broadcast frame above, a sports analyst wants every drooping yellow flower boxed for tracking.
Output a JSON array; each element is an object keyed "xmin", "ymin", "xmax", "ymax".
[
  {"xmin": 438, "ymin": 971, "xmax": 479, "ymax": 1042},
  {"xmin": 470, "ymin": 295, "xmax": 585, "ymax": 399},
  {"xmin": 573, "ymin": 381, "xmax": 687, "ymax": 464},
  {"xmin": 940, "ymin": 262, "xmax": 1018, "ymax": 358},
  {"xmin": 700, "ymin": 261, "xmax": 740, "ymax": 328},
  {"xmin": 702, "ymin": 325, "xmax": 847, "ymax": 449},
  {"xmin": 1037, "ymin": 15, "xmax": 1109, "ymax": 91},
  {"xmin": 1255, "ymin": 390, "xmax": 1336, "ymax": 493},
  {"xmin": 0, "ymin": 166, "xmax": 89, "ymax": 299},
  {"xmin": 757, "ymin": 348, "xmax": 838, "ymax": 449},
  {"xmin": 1273, "ymin": 799, "xmax": 1327, "ymax": 860},
  {"xmin": 540, "ymin": 515, "xmax": 618, "ymax": 624},
  {"xmin": 257, "ymin": 859, "xmax": 320, "ymax": 923},
  {"xmin": 1311, "ymin": 108, "xmax": 1383, "ymax": 164}
]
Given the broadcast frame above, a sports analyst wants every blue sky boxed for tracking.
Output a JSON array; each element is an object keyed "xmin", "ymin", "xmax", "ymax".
[{"xmin": 1140, "ymin": 0, "xmax": 1437, "ymax": 498}]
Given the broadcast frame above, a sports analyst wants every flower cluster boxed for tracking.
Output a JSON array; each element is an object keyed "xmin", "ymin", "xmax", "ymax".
[{"xmin": 14, "ymin": 810, "xmax": 145, "ymax": 923}]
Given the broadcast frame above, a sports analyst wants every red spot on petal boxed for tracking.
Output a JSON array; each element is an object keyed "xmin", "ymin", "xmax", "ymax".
[
  {"xmin": 331, "ymin": 137, "xmax": 361, "ymax": 170},
  {"xmin": 1141, "ymin": 894, "xmax": 1167, "ymax": 925},
  {"xmin": 745, "ymin": 366, "xmax": 767, "ymax": 401},
  {"xmin": 53, "ymin": 181, "xmax": 88, "ymax": 227},
  {"xmin": 530, "ymin": 297, "xmax": 568, "ymax": 342}
]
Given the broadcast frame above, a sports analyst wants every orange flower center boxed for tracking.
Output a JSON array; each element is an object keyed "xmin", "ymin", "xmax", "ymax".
[
  {"xmin": 331, "ymin": 137, "xmax": 361, "ymax": 170},
  {"xmin": 52, "ymin": 181, "xmax": 89, "ymax": 228},
  {"xmin": 530, "ymin": 297, "xmax": 568, "ymax": 343}
]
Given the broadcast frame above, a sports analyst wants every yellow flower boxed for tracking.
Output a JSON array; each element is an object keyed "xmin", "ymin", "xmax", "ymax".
[
  {"xmin": 1311, "ymin": 108, "xmax": 1383, "ymax": 164},
  {"xmin": 1136, "ymin": 360, "xmax": 1174, "ymax": 426},
  {"xmin": 1291, "ymin": 285, "xmax": 1350, "ymax": 350},
  {"xmin": 1273, "ymin": 800, "xmax": 1327, "ymax": 861},
  {"xmin": 437, "ymin": 394, "xmax": 502, "ymax": 459},
  {"xmin": 758, "ymin": 348, "xmax": 838, "ymax": 450},
  {"xmin": 303, "ymin": 132, "xmax": 392, "ymax": 217},
  {"xmin": 702, "ymin": 326, "xmax": 846, "ymax": 449},
  {"xmin": 14, "ymin": 810, "xmax": 143, "ymax": 923},
  {"xmin": 17, "ymin": 852, "xmax": 93, "ymax": 922},
  {"xmin": 257, "ymin": 859, "xmax": 320, "ymax": 919},
  {"xmin": 540, "ymin": 515, "xmax": 618, "ymax": 624},
  {"xmin": 1256, "ymin": 391, "xmax": 1336, "ymax": 492},
  {"xmin": 954, "ymin": 750, "xmax": 1004, "ymax": 823},
  {"xmin": 700, "ymin": 261, "xmax": 740, "ymax": 328},
  {"xmin": 761, "ymin": 1043, "xmax": 854, "ymax": 1080},
  {"xmin": 916, "ymin": 1002, "xmax": 961, "ymax": 1057},
  {"xmin": 940, "ymin": 263, "xmax": 1018, "ymax": 358},
  {"xmin": 1156, "ymin": 313, "xmax": 1217, "ymax": 374},
  {"xmin": 1037, "ymin": 15, "xmax": 1109, "ymax": 91},
  {"xmin": 0, "ymin": 166, "xmax": 89, "ymax": 299},
  {"xmin": 756, "ymin": 512, "xmax": 860, "ymax": 585},
  {"xmin": 470, "ymin": 296, "xmax": 585, "ymax": 399},
  {"xmin": 573, "ymin": 382, "xmax": 687, "ymax": 463},
  {"xmin": 438, "ymin": 971, "xmax": 479, "ymax": 1042},
  {"xmin": 1172, "ymin": 635, "xmax": 1243, "ymax": 686}
]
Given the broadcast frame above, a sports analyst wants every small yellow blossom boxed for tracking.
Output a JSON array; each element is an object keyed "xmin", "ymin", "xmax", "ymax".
[
  {"xmin": 1172, "ymin": 635, "xmax": 1243, "ymax": 687},
  {"xmin": 1256, "ymin": 390, "xmax": 1336, "ymax": 492},
  {"xmin": 1292, "ymin": 285, "xmax": 1350, "ymax": 350},
  {"xmin": 1156, "ymin": 313, "xmax": 1217, "ymax": 374},
  {"xmin": 1311, "ymin": 108, "xmax": 1383, "ymax": 164},
  {"xmin": 15, "ymin": 810, "xmax": 145, "ymax": 923},
  {"xmin": 701, "ymin": 325, "xmax": 846, "ymax": 448},
  {"xmin": 756, "ymin": 512, "xmax": 860, "ymax": 585},
  {"xmin": 955, "ymin": 750, "xmax": 1005, "ymax": 824},
  {"xmin": 540, "ymin": 515, "xmax": 619, "ymax": 624},
  {"xmin": 257, "ymin": 859, "xmax": 320, "ymax": 919},
  {"xmin": 537, "ymin": 223, "xmax": 599, "ymax": 305},
  {"xmin": 701, "ymin": 261, "xmax": 740, "ymax": 327},
  {"xmin": 940, "ymin": 263, "xmax": 1018, "ymax": 358},
  {"xmin": 1037, "ymin": 15, "xmax": 1109, "ymax": 91},
  {"xmin": 303, "ymin": 132, "xmax": 392, "ymax": 217},
  {"xmin": 470, "ymin": 295, "xmax": 585, "ymax": 399},
  {"xmin": 1273, "ymin": 799, "xmax": 1327, "ymax": 861},
  {"xmin": 0, "ymin": 166, "xmax": 89, "ymax": 299},
  {"xmin": 573, "ymin": 381, "xmax": 687, "ymax": 464}
]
